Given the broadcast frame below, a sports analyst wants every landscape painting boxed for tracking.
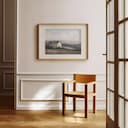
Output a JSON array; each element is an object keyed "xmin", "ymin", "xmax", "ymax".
[
  {"xmin": 45, "ymin": 29, "xmax": 81, "ymax": 54},
  {"xmin": 38, "ymin": 24, "xmax": 88, "ymax": 60}
]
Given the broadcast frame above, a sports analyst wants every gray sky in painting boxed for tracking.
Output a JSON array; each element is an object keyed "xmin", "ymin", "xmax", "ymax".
[{"xmin": 45, "ymin": 29, "xmax": 81, "ymax": 42}]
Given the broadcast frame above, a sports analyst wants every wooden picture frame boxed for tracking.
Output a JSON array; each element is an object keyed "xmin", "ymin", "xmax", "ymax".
[{"xmin": 37, "ymin": 24, "xmax": 88, "ymax": 60}]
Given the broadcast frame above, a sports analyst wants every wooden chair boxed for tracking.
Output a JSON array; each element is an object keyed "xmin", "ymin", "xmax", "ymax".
[{"xmin": 62, "ymin": 74, "xmax": 96, "ymax": 118}]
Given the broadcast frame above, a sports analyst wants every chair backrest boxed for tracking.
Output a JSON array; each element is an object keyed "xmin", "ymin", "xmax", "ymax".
[{"xmin": 73, "ymin": 74, "xmax": 96, "ymax": 83}]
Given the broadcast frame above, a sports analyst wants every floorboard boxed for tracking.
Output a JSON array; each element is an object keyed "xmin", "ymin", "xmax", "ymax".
[{"xmin": 0, "ymin": 110, "xmax": 106, "ymax": 128}]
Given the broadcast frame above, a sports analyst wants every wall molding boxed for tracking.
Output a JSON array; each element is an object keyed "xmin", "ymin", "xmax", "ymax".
[
  {"xmin": 17, "ymin": 72, "xmax": 106, "ymax": 76},
  {"xmin": 2, "ymin": 71, "xmax": 14, "ymax": 90},
  {"xmin": 0, "ymin": 92, "xmax": 13, "ymax": 96},
  {"xmin": 19, "ymin": 78, "xmax": 69, "ymax": 102},
  {"xmin": 0, "ymin": 66, "xmax": 15, "ymax": 69},
  {"xmin": 2, "ymin": 0, "xmax": 6, "ymax": 62},
  {"xmin": 17, "ymin": 72, "xmax": 73, "ymax": 76},
  {"xmin": 2, "ymin": 0, "xmax": 15, "ymax": 63},
  {"xmin": 17, "ymin": 73, "xmax": 106, "ymax": 82}
]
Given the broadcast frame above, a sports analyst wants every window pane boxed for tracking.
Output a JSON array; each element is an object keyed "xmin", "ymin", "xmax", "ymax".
[
  {"xmin": 119, "ymin": 62, "xmax": 124, "ymax": 96},
  {"xmin": 107, "ymin": 91, "xmax": 110, "ymax": 115},
  {"xmin": 125, "ymin": 21, "xmax": 128, "ymax": 58},
  {"xmin": 107, "ymin": 34, "xmax": 114, "ymax": 61},
  {"xmin": 107, "ymin": 5, "xmax": 110, "ymax": 32},
  {"xmin": 108, "ymin": 64, "xmax": 114, "ymax": 90},
  {"xmin": 109, "ymin": 34, "xmax": 114, "ymax": 61},
  {"xmin": 125, "ymin": 101, "xmax": 128, "ymax": 128},
  {"xmin": 118, "ymin": 97, "xmax": 124, "ymax": 128},
  {"xmin": 125, "ymin": 0, "xmax": 128, "ymax": 18},
  {"xmin": 107, "ymin": 36, "xmax": 109, "ymax": 61},
  {"xmin": 119, "ymin": 0, "xmax": 124, "ymax": 21},
  {"xmin": 109, "ymin": 0, "xmax": 114, "ymax": 31},
  {"xmin": 119, "ymin": 23, "xmax": 124, "ymax": 58},
  {"xmin": 107, "ymin": 64, "xmax": 110, "ymax": 89},
  {"xmin": 110, "ymin": 92, "xmax": 114, "ymax": 120},
  {"xmin": 125, "ymin": 62, "xmax": 128, "ymax": 99}
]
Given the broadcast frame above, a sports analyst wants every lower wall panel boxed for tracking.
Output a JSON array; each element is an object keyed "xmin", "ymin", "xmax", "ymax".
[
  {"xmin": 16, "ymin": 74, "xmax": 106, "ymax": 110},
  {"xmin": 20, "ymin": 79, "xmax": 62, "ymax": 101}
]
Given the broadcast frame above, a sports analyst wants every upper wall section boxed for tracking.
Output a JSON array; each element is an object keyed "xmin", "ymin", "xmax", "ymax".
[{"xmin": 17, "ymin": 0, "xmax": 106, "ymax": 74}]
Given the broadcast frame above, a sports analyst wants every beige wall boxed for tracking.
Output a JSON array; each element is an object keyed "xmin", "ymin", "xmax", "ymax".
[{"xmin": 16, "ymin": 0, "xmax": 106, "ymax": 110}]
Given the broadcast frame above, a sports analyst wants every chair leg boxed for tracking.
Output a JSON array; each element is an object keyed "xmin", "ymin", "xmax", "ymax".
[
  {"xmin": 73, "ymin": 82, "xmax": 76, "ymax": 112},
  {"xmin": 84, "ymin": 85, "xmax": 88, "ymax": 118},
  {"xmin": 62, "ymin": 95, "xmax": 66, "ymax": 115},
  {"xmin": 62, "ymin": 83, "xmax": 66, "ymax": 115},
  {"xmin": 93, "ymin": 96, "xmax": 96, "ymax": 113},
  {"xmin": 73, "ymin": 97, "xmax": 76, "ymax": 112},
  {"xmin": 93, "ymin": 83, "xmax": 96, "ymax": 113}
]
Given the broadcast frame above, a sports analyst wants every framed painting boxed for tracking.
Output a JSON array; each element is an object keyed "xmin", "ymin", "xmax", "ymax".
[{"xmin": 37, "ymin": 24, "xmax": 88, "ymax": 60}]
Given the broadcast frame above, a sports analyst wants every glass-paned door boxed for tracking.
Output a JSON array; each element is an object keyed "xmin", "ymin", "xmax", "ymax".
[
  {"xmin": 106, "ymin": 0, "xmax": 116, "ymax": 127},
  {"xmin": 118, "ymin": 0, "xmax": 128, "ymax": 127},
  {"xmin": 106, "ymin": 0, "xmax": 128, "ymax": 127}
]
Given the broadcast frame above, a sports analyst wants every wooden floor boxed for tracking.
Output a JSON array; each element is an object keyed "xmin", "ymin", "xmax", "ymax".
[{"xmin": 0, "ymin": 110, "xmax": 106, "ymax": 128}]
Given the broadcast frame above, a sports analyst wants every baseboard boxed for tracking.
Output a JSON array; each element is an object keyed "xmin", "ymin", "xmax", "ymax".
[{"xmin": 16, "ymin": 100, "xmax": 106, "ymax": 110}]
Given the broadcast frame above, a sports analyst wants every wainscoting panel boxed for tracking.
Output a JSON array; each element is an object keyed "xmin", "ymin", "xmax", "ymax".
[
  {"xmin": 16, "ymin": 74, "xmax": 106, "ymax": 110},
  {"xmin": 0, "ymin": 69, "xmax": 14, "ymax": 96},
  {"xmin": 3, "ymin": 71, "xmax": 14, "ymax": 90},
  {"xmin": 20, "ymin": 79, "xmax": 63, "ymax": 101}
]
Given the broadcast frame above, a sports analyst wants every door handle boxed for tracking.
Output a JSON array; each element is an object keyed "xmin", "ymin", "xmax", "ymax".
[{"xmin": 102, "ymin": 53, "xmax": 107, "ymax": 56}]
